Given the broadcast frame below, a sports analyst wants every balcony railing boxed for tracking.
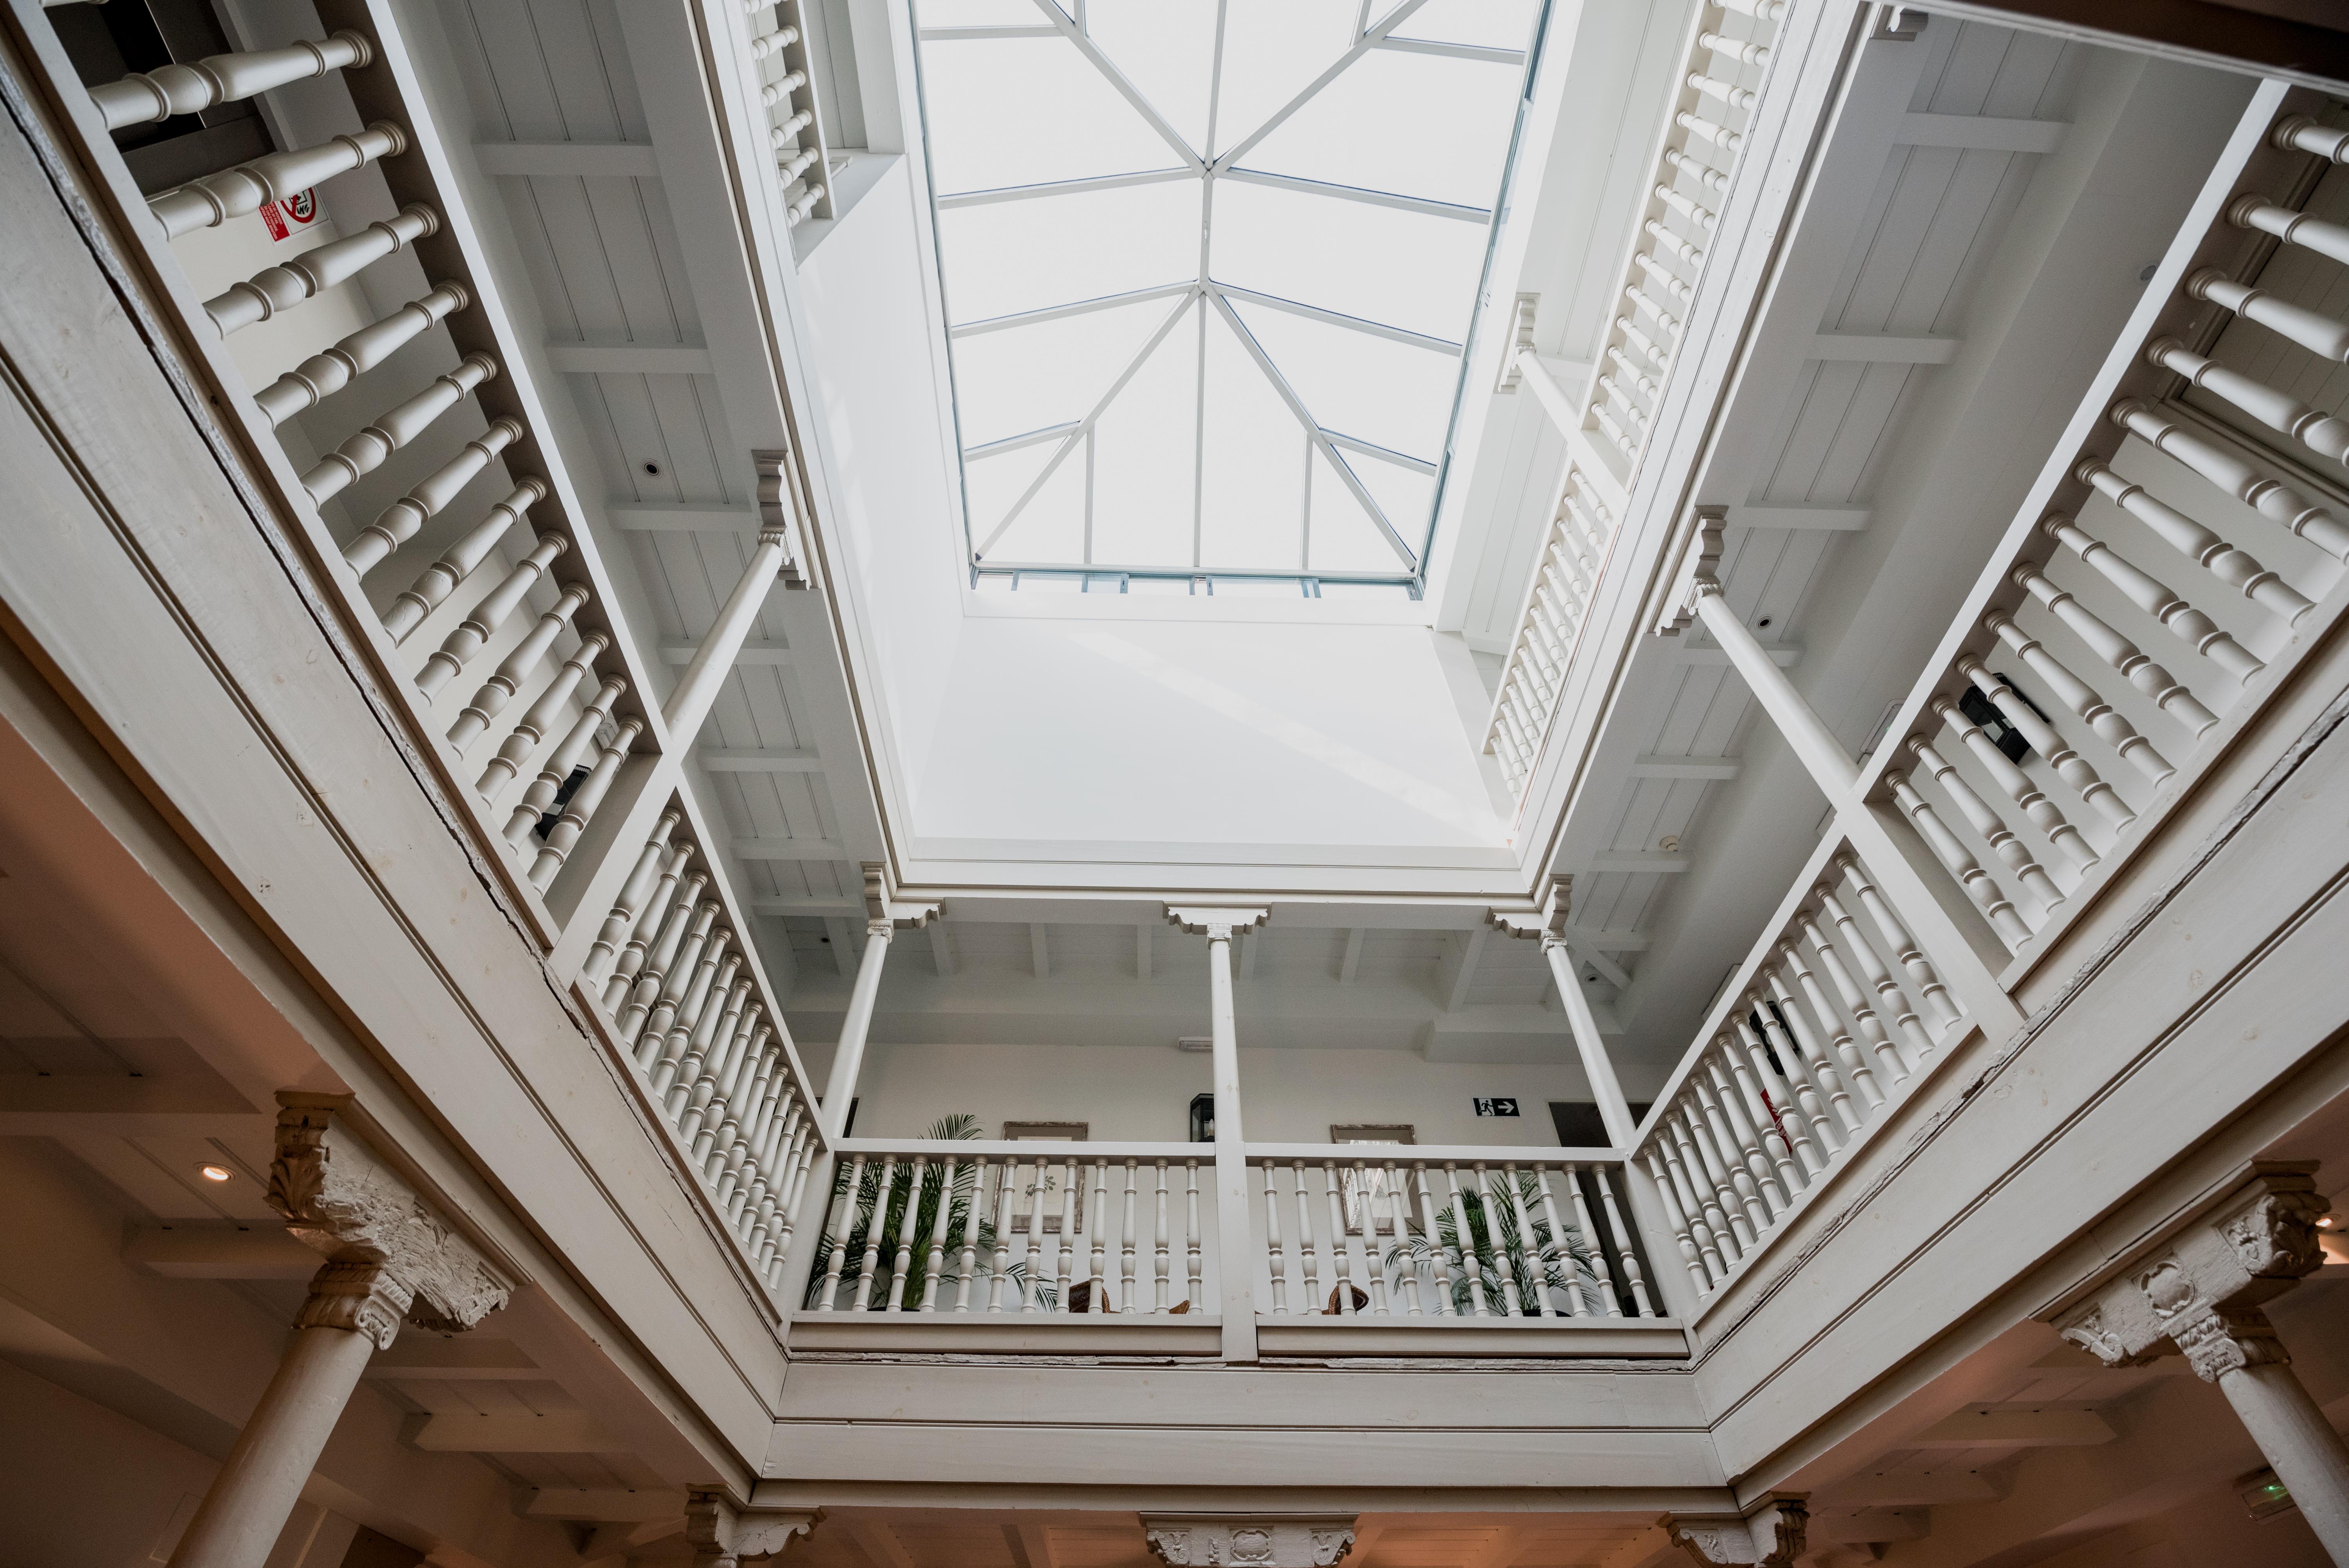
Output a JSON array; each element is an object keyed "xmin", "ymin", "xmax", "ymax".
[
  {"xmin": 1629, "ymin": 82, "xmax": 2349, "ymax": 1313},
  {"xmin": 28, "ymin": 0, "xmax": 823, "ymax": 1301},
  {"xmin": 728, "ymin": 0, "xmax": 833, "ymax": 227}
]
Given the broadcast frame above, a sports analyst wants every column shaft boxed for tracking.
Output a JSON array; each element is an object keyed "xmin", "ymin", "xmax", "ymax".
[
  {"xmin": 1207, "ymin": 930, "xmax": 1258, "ymax": 1361},
  {"xmin": 1693, "ymin": 587, "xmax": 1858, "ymax": 798},
  {"xmin": 665, "ymin": 528, "xmax": 788, "ymax": 748},
  {"xmin": 2219, "ymin": 1360, "xmax": 2349, "ymax": 1560},
  {"xmin": 1543, "ymin": 935, "xmax": 1637, "ymax": 1146},
  {"xmin": 820, "ymin": 923, "xmax": 891, "ymax": 1139}
]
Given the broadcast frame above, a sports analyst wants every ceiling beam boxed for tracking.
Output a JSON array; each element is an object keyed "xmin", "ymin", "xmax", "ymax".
[
  {"xmin": 1216, "ymin": 166, "xmax": 1490, "ymax": 226},
  {"xmin": 825, "ymin": 917, "xmax": 858, "ymax": 978},
  {"xmin": 699, "ymin": 748, "xmax": 822, "ymax": 772},
  {"xmin": 1338, "ymin": 927, "xmax": 1366, "ymax": 984},
  {"xmin": 1809, "ymin": 331, "xmax": 1960, "ymax": 364},
  {"xmin": 474, "ymin": 140, "xmax": 660, "ymax": 178},
  {"xmin": 930, "ymin": 924, "xmax": 958, "ymax": 978},
  {"xmin": 410, "ymin": 1413, "xmax": 618, "ymax": 1453},
  {"xmin": 1630, "ymin": 754, "xmax": 1739, "ymax": 780},
  {"xmin": 1443, "ymin": 927, "xmax": 1487, "ymax": 1012},
  {"xmin": 1237, "ymin": 930, "xmax": 1258, "ymax": 978},
  {"xmin": 543, "ymin": 340, "xmax": 714, "ymax": 375},
  {"xmin": 1030, "ymin": 924, "xmax": 1052, "ymax": 979},
  {"xmin": 750, "ymin": 896, "xmax": 861, "ymax": 915},
  {"xmin": 1587, "ymin": 851, "xmax": 1691, "ymax": 873},
  {"xmin": 731, "ymin": 837, "xmax": 850, "ymax": 861},
  {"xmin": 1135, "ymin": 923, "xmax": 1151, "ymax": 979},
  {"xmin": 1729, "ymin": 503, "xmax": 1871, "ymax": 530},
  {"xmin": 1673, "ymin": 644, "xmax": 1800, "ymax": 668},
  {"xmin": 1896, "ymin": 111, "xmax": 2067, "ymax": 154},
  {"xmin": 1569, "ymin": 926, "xmax": 1650, "ymax": 952},
  {"xmin": 661, "ymin": 641, "xmax": 791, "ymax": 665},
  {"xmin": 606, "ymin": 501, "xmax": 754, "ymax": 532},
  {"xmin": 522, "ymin": 1488, "xmax": 681, "ymax": 1523}
]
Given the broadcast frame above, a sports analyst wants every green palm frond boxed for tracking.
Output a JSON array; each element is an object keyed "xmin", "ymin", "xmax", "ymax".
[
  {"xmin": 807, "ymin": 1114, "xmax": 1055, "ymax": 1309},
  {"xmin": 1378, "ymin": 1168, "xmax": 1611, "ymax": 1316}
]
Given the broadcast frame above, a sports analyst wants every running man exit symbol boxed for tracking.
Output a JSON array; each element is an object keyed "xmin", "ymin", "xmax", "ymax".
[{"xmin": 1473, "ymin": 1098, "xmax": 1520, "ymax": 1117}]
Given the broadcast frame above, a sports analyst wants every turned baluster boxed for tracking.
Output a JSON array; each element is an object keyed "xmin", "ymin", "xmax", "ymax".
[
  {"xmin": 1591, "ymin": 1167, "xmax": 1652, "ymax": 1316},
  {"xmin": 1644, "ymin": 217, "xmax": 1706, "ymax": 270},
  {"xmin": 670, "ymin": 974, "xmax": 748, "ymax": 1129},
  {"xmin": 206, "ymin": 203, "xmax": 438, "ymax": 335},
  {"xmin": 952, "ymin": 1156, "xmax": 986, "ymax": 1311},
  {"xmin": 1261, "ymin": 1162, "xmax": 1290, "ymax": 1314},
  {"xmin": 1119, "ymin": 1160, "xmax": 1140, "ymax": 1312},
  {"xmin": 2273, "ymin": 114, "xmax": 2349, "ymax": 164},
  {"xmin": 1644, "ymin": 1148, "xmax": 1713, "ymax": 1294},
  {"xmin": 988, "ymin": 1158, "xmax": 1018, "ymax": 1312},
  {"xmin": 1532, "ymin": 1168, "xmax": 1586, "ymax": 1316},
  {"xmin": 1689, "ymin": 1078, "xmax": 1774, "ymax": 1234},
  {"xmin": 649, "ymin": 941, "xmax": 734, "ymax": 1099},
  {"xmin": 1735, "ymin": 1012, "xmax": 1831, "ymax": 1170},
  {"xmin": 413, "ymin": 537, "xmax": 566, "ymax": 698},
  {"xmin": 711, "ymin": 1040, "xmax": 776, "ymax": 1191},
  {"xmin": 529, "ymin": 717, "xmax": 638, "ymax": 887},
  {"xmin": 848, "ymin": 1158, "xmax": 896, "ymax": 1311},
  {"xmin": 447, "ymin": 585, "xmax": 592, "ymax": 749},
  {"xmin": 603, "ymin": 848, "xmax": 694, "ymax": 1011},
  {"xmin": 1382, "ymin": 1162, "xmax": 1420, "ymax": 1315},
  {"xmin": 149, "ymin": 121, "xmax": 405, "ymax": 237},
  {"xmin": 1413, "ymin": 1164, "xmax": 1459, "ymax": 1314},
  {"xmin": 1685, "ymin": 71, "xmax": 1754, "ymax": 114},
  {"xmin": 1836, "ymin": 854, "xmax": 1962, "ymax": 1039},
  {"xmin": 1718, "ymin": 1039, "xmax": 1802, "ymax": 1196},
  {"xmin": 2187, "ymin": 269, "xmax": 2349, "ymax": 362},
  {"xmin": 1052, "ymin": 1158, "xmax": 1080, "ymax": 1313},
  {"xmin": 1653, "ymin": 1126, "xmax": 1727, "ymax": 1285},
  {"xmin": 1918, "ymin": 713, "xmax": 2087, "ymax": 896},
  {"xmin": 2142, "ymin": 340, "xmax": 2347, "ymax": 472},
  {"xmin": 917, "ymin": 1156, "xmax": 956, "ymax": 1312},
  {"xmin": 631, "ymin": 898, "xmax": 716, "ymax": 1060},
  {"xmin": 2042, "ymin": 517, "xmax": 2262, "ymax": 680},
  {"xmin": 1624, "ymin": 282, "xmax": 1683, "ymax": 339},
  {"xmin": 383, "ymin": 480, "xmax": 543, "ymax": 643},
  {"xmin": 1563, "ymin": 1164, "xmax": 1625, "ymax": 1316},
  {"xmin": 1497, "ymin": 1164, "xmax": 1545, "ymax": 1316},
  {"xmin": 1756, "ymin": 982, "xmax": 1856, "ymax": 1140},
  {"xmin": 1817, "ymin": 882, "xmax": 1937, "ymax": 1066},
  {"xmin": 1682, "ymin": 1100, "xmax": 1757, "ymax": 1253},
  {"xmin": 94, "ymin": 30, "xmax": 372, "ymax": 128},
  {"xmin": 343, "ymin": 418, "xmax": 526, "ymax": 575},
  {"xmin": 1184, "ymin": 1160, "xmax": 1204, "ymax": 1311},
  {"xmin": 2110, "ymin": 401, "xmax": 2349, "ymax": 563},
  {"xmin": 1356, "ymin": 1164, "xmax": 1390, "ymax": 1317},
  {"xmin": 1449, "ymin": 1164, "xmax": 1497, "ymax": 1316},
  {"xmin": 1960, "ymin": 653, "xmax": 2138, "ymax": 830},
  {"xmin": 304, "ymin": 355, "xmax": 497, "ymax": 503},
  {"xmin": 814, "ymin": 1154, "xmax": 862, "ymax": 1310},
  {"xmin": 1322, "ymin": 1162, "xmax": 1357, "ymax": 1315},
  {"xmin": 1291, "ymin": 1161, "xmax": 1322, "ymax": 1311},
  {"xmin": 1086, "ymin": 1160, "xmax": 1110, "ymax": 1313},
  {"xmin": 1983, "ymin": 612, "xmax": 2174, "ymax": 785},
  {"xmin": 1798, "ymin": 911, "xmax": 1911, "ymax": 1090},
  {"xmin": 1676, "ymin": 109, "xmax": 1743, "ymax": 155},
  {"xmin": 1663, "ymin": 143, "xmax": 1731, "ymax": 191},
  {"xmin": 1717, "ymin": 0, "xmax": 1788, "ymax": 19},
  {"xmin": 1669, "ymin": 1109, "xmax": 1746, "ymax": 1259},
  {"xmin": 875, "ymin": 1157, "xmax": 920, "ymax": 1311},
  {"xmin": 1151, "ymin": 1160, "xmax": 1171, "ymax": 1312},
  {"xmin": 1780, "ymin": 942, "xmax": 1884, "ymax": 1110},
  {"xmin": 480, "ymin": 647, "xmax": 611, "ymax": 804},
  {"xmin": 258, "ymin": 277, "xmax": 466, "ymax": 426},
  {"xmin": 1015, "ymin": 1160, "xmax": 1047, "ymax": 1313},
  {"xmin": 1885, "ymin": 768, "xmax": 2034, "ymax": 951},
  {"xmin": 699, "ymin": 1011, "xmax": 767, "ymax": 1166}
]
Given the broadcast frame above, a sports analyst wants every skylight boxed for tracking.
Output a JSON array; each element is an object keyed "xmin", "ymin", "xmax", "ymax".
[{"xmin": 916, "ymin": 0, "xmax": 1544, "ymax": 587}]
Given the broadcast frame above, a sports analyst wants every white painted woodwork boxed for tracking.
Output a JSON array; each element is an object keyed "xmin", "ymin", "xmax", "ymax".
[
  {"xmin": 149, "ymin": 121, "xmax": 405, "ymax": 237},
  {"xmin": 473, "ymin": 140, "xmax": 662, "ymax": 177},
  {"xmin": 92, "ymin": 31, "xmax": 371, "ymax": 130}
]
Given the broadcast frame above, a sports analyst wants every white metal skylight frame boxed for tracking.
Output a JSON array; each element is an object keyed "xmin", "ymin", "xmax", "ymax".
[{"xmin": 913, "ymin": 0, "xmax": 1548, "ymax": 592}]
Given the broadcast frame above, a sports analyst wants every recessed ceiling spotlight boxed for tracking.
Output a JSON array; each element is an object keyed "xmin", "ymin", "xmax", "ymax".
[{"xmin": 197, "ymin": 1163, "xmax": 233, "ymax": 1183}]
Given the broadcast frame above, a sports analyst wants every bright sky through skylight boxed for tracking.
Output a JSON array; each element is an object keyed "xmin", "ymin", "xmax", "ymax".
[{"xmin": 916, "ymin": 0, "xmax": 1542, "ymax": 581}]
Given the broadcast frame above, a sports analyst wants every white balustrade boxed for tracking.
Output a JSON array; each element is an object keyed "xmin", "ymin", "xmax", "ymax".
[
  {"xmin": 257, "ymin": 280, "xmax": 470, "ymax": 428},
  {"xmin": 737, "ymin": 0, "xmax": 832, "ymax": 224},
  {"xmin": 1244, "ymin": 1152, "xmax": 1659, "ymax": 1320},
  {"xmin": 301, "ymin": 354, "xmax": 497, "ymax": 502},
  {"xmin": 1487, "ymin": 465, "xmax": 1620, "ymax": 793},
  {"xmin": 91, "ymin": 32, "xmax": 371, "ymax": 130},
  {"xmin": 808, "ymin": 1145, "xmax": 1207, "ymax": 1316},
  {"xmin": 150, "ymin": 121, "xmax": 406, "ymax": 238},
  {"xmin": 206, "ymin": 205, "xmax": 439, "ymax": 336}
]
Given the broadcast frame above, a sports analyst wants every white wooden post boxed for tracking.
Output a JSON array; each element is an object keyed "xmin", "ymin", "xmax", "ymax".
[
  {"xmin": 819, "ymin": 920, "xmax": 889, "ymax": 1141},
  {"xmin": 1167, "ymin": 905, "xmax": 1267, "ymax": 1361},
  {"xmin": 665, "ymin": 525, "xmax": 792, "ymax": 751}
]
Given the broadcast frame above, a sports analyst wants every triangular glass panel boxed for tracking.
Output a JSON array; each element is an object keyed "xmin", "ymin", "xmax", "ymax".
[
  {"xmin": 938, "ymin": 183, "xmax": 1199, "ymax": 325},
  {"xmin": 952, "ymin": 294, "xmax": 1189, "ymax": 451},
  {"xmin": 1211, "ymin": 0, "xmax": 1358, "ymax": 161},
  {"xmin": 978, "ymin": 442, "xmax": 1088, "ymax": 563},
  {"xmin": 1089, "ymin": 299, "xmax": 1201, "ymax": 568},
  {"xmin": 1241, "ymin": 48, "xmax": 1520, "ymax": 210},
  {"xmin": 1084, "ymin": 0, "xmax": 1218, "ymax": 159},
  {"xmin": 1210, "ymin": 178, "xmax": 1486, "ymax": 344},
  {"xmin": 1306, "ymin": 446, "xmax": 1403, "ymax": 572},
  {"xmin": 1198, "ymin": 309, "xmax": 1308, "ymax": 569},
  {"xmin": 1347, "ymin": 447, "xmax": 1437, "ymax": 557},
  {"xmin": 921, "ymin": 36, "xmax": 1187, "ymax": 194},
  {"xmin": 916, "ymin": 0, "xmax": 1050, "ymax": 25},
  {"xmin": 963, "ymin": 438, "xmax": 1064, "ymax": 545},
  {"xmin": 1390, "ymin": 0, "xmax": 1541, "ymax": 51},
  {"xmin": 1224, "ymin": 296, "xmax": 1458, "ymax": 464}
]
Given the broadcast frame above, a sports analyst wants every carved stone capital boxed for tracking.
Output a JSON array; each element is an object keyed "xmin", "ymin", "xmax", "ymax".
[
  {"xmin": 1652, "ymin": 507, "xmax": 1727, "ymax": 638},
  {"xmin": 294, "ymin": 1260, "xmax": 413, "ymax": 1351},
  {"xmin": 2049, "ymin": 1163, "xmax": 2326, "ymax": 1379},
  {"xmin": 684, "ymin": 1491, "xmax": 821, "ymax": 1567},
  {"xmin": 1141, "ymin": 1515, "xmax": 1356, "ymax": 1568},
  {"xmin": 1164, "ymin": 907, "xmax": 1269, "ymax": 941},
  {"xmin": 268, "ymin": 1094, "xmax": 514, "ymax": 1336},
  {"xmin": 1661, "ymin": 1497, "xmax": 1807, "ymax": 1567}
]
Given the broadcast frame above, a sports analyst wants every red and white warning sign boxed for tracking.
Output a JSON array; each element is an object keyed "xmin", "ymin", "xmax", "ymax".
[{"xmin": 260, "ymin": 188, "xmax": 322, "ymax": 242}]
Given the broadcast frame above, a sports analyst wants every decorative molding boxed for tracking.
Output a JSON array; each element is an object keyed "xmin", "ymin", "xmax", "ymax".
[
  {"xmin": 1652, "ymin": 508, "xmax": 1727, "ymax": 638},
  {"xmin": 1164, "ymin": 906, "xmax": 1270, "ymax": 940},
  {"xmin": 268, "ymin": 1094, "xmax": 514, "ymax": 1335},
  {"xmin": 684, "ymin": 1491, "xmax": 821, "ymax": 1567},
  {"xmin": 2049, "ymin": 1163, "xmax": 2328, "ymax": 1381},
  {"xmin": 1494, "ymin": 294, "xmax": 1537, "ymax": 393},
  {"xmin": 1141, "ymin": 1515, "xmax": 1357, "ymax": 1568},
  {"xmin": 751, "ymin": 449, "xmax": 809, "ymax": 590},
  {"xmin": 861, "ymin": 862, "xmax": 940, "ymax": 931},
  {"xmin": 1661, "ymin": 1497, "xmax": 1807, "ymax": 1566}
]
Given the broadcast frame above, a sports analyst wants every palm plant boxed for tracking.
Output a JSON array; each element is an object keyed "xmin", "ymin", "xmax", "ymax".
[
  {"xmin": 1380, "ymin": 1167, "xmax": 1606, "ymax": 1315},
  {"xmin": 804, "ymin": 1114, "xmax": 1045, "ymax": 1309}
]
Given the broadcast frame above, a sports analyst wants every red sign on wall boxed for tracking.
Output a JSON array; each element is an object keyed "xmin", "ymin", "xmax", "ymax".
[{"xmin": 260, "ymin": 188, "xmax": 321, "ymax": 242}]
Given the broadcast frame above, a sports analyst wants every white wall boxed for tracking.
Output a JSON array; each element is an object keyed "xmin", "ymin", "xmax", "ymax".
[{"xmin": 852, "ymin": 1041, "xmax": 1584, "ymax": 1147}]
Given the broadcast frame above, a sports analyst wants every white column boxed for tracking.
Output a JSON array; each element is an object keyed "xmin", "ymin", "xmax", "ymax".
[
  {"xmin": 1540, "ymin": 932, "xmax": 1637, "ymax": 1147},
  {"xmin": 1693, "ymin": 584, "xmax": 1860, "ymax": 798},
  {"xmin": 819, "ymin": 918, "xmax": 891, "ymax": 1140},
  {"xmin": 172, "ymin": 1097, "xmax": 510, "ymax": 1568},
  {"xmin": 665, "ymin": 526, "xmax": 791, "ymax": 750},
  {"xmin": 1168, "ymin": 905, "xmax": 1267, "ymax": 1362}
]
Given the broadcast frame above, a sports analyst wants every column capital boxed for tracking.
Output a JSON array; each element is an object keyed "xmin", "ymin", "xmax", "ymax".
[
  {"xmin": 1164, "ymin": 906, "xmax": 1268, "ymax": 940},
  {"xmin": 684, "ymin": 1491, "xmax": 820, "ymax": 1566},
  {"xmin": 2048, "ymin": 1162, "xmax": 2327, "ymax": 1377},
  {"xmin": 1652, "ymin": 506, "xmax": 1727, "ymax": 637},
  {"xmin": 861, "ymin": 862, "xmax": 939, "ymax": 930},
  {"xmin": 750, "ymin": 448, "xmax": 809, "ymax": 591},
  {"xmin": 1141, "ymin": 1514, "xmax": 1356, "ymax": 1568},
  {"xmin": 1660, "ymin": 1496, "xmax": 1807, "ymax": 1566},
  {"xmin": 268, "ymin": 1094, "xmax": 515, "ymax": 1336}
]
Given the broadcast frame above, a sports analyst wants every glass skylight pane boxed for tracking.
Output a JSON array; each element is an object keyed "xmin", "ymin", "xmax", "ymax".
[
  {"xmin": 1306, "ymin": 447, "xmax": 1401, "ymax": 572},
  {"xmin": 1212, "ymin": 0, "xmax": 1357, "ymax": 160},
  {"xmin": 963, "ymin": 440, "xmax": 1063, "ymax": 542},
  {"xmin": 917, "ymin": 0, "xmax": 1054, "ymax": 27},
  {"xmin": 1209, "ymin": 180, "xmax": 1487, "ymax": 343},
  {"xmin": 1198, "ymin": 314, "xmax": 1307, "ymax": 570},
  {"xmin": 921, "ymin": 37, "xmax": 1184, "ymax": 193},
  {"xmin": 1349, "ymin": 449, "xmax": 1438, "ymax": 539},
  {"xmin": 1240, "ymin": 50, "xmax": 1520, "ymax": 210},
  {"xmin": 1391, "ymin": 0, "xmax": 1542, "ymax": 51},
  {"xmin": 953, "ymin": 296, "xmax": 1188, "ymax": 449},
  {"xmin": 1089, "ymin": 302, "xmax": 1202, "ymax": 568},
  {"xmin": 1083, "ymin": 0, "xmax": 1218, "ymax": 157},
  {"xmin": 937, "ymin": 184, "xmax": 1200, "ymax": 323},
  {"xmin": 985, "ymin": 448, "xmax": 1088, "ymax": 562},
  {"xmin": 1226, "ymin": 298, "xmax": 1456, "ymax": 463}
]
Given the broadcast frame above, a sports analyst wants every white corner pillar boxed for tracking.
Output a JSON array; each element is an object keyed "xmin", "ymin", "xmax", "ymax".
[
  {"xmin": 2051, "ymin": 1163, "xmax": 2349, "ymax": 1561},
  {"xmin": 1659, "ymin": 1496, "xmax": 1808, "ymax": 1567},
  {"xmin": 1167, "ymin": 905, "xmax": 1267, "ymax": 1363},
  {"xmin": 170, "ymin": 1095, "xmax": 513, "ymax": 1568},
  {"xmin": 1522, "ymin": 876, "xmax": 1639, "ymax": 1148},
  {"xmin": 818, "ymin": 866, "xmax": 937, "ymax": 1140},
  {"xmin": 684, "ymin": 1490, "xmax": 820, "ymax": 1568},
  {"xmin": 664, "ymin": 523, "xmax": 796, "ymax": 751}
]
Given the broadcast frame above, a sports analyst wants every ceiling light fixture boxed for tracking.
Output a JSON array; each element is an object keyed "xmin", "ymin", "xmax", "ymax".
[{"xmin": 197, "ymin": 1163, "xmax": 234, "ymax": 1183}]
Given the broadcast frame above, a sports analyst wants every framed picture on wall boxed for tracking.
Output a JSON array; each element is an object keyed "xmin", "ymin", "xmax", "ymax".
[
  {"xmin": 1004, "ymin": 1122, "xmax": 1089, "ymax": 1232},
  {"xmin": 1330, "ymin": 1124, "xmax": 1415, "ymax": 1236}
]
